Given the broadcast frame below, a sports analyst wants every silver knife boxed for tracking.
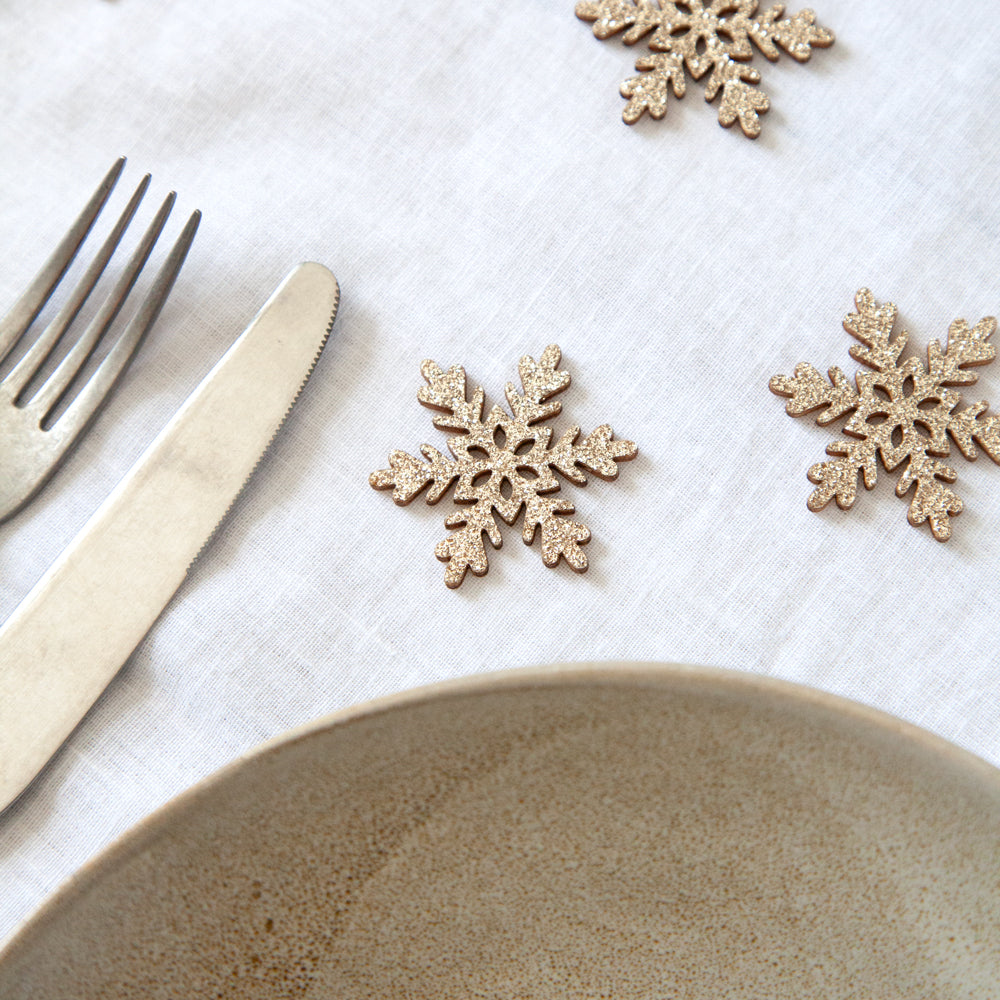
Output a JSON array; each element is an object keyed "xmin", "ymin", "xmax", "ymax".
[{"xmin": 0, "ymin": 262, "xmax": 340, "ymax": 813}]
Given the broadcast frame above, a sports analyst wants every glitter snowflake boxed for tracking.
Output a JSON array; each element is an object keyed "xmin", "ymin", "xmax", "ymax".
[
  {"xmin": 770, "ymin": 289, "xmax": 1000, "ymax": 541},
  {"xmin": 370, "ymin": 345, "xmax": 637, "ymax": 588},
  {"xmin": 576, "ymin": 0, "xmax": 833, "ymax": 136}
]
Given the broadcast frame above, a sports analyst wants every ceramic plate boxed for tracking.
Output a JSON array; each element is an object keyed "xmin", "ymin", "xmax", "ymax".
[{"xmin": 1, "ymin": 664, "xmax": 998, "ymax": 997}]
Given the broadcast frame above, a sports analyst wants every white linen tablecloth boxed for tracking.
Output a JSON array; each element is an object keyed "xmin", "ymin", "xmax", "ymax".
[{"xmin": 1, "ymin": 0, "xmax": 998, "ymax": 945}]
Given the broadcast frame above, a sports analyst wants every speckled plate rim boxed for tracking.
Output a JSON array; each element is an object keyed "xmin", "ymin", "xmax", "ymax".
[{"xmin": 3, "ymin": 660, "xmax": 999, "ymax": 963}]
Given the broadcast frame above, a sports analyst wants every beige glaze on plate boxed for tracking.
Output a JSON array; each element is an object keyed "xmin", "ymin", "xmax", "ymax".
[{"xmin": 1, "ymin": 665, "xmax": 998, "ymax": 997}]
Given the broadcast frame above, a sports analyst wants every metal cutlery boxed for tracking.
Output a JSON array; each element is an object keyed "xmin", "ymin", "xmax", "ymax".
[
  {"xmin": 0, "ymin": 262, "xmax": 340, "ymax": 814},
  {"xmin": 0, "ymin": 156, "xmax": 200, "ymax": 522}
]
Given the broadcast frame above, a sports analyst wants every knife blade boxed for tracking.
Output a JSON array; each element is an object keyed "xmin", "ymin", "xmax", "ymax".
[{"xmin": 0, "ymin": 262, "xmax": 340, "ymax": 813}]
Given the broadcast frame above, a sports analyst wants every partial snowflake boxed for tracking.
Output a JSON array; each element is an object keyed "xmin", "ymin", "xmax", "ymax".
[
  {"xmin": 770, "ymin": 289, "xmax": 1000, "ymax": 541},
  {"xmin": 576, "ymin": 0, "xmax": 833, "ymax": 136},
  {"xmin": 370, "ymin": 345, "xmax": 637, "ymax": 588}
]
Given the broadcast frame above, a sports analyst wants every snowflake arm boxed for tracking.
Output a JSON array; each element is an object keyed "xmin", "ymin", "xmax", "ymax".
[
  {"xmin": 929, "ymin": 316, "xmax": 998, "ymax": 387},
  {"xmin": 371, "ymin": 346, "xmax": 637, "ymax": 587},
  {"xmin": 843, "ymin": 288, "xmax": 906, "ymax": 371},
  {"xmin": 368, "ymin": 444, "xmax": 462, "ymax": 505},
  {"xmin": 576, "ymin": 0, "xmax": 833, "ymax": 136},
  {"xmin": 895, "ymin": 453, "xmax": 962, "ymax": 541},
  {"xmin": 522, "ymin": 494, "xmax": 591, "ymax": 572},
  {"xmin": 504, "ymin": 344, "xmax": 572, "ymax": 425},
  {"xmin": 621, "ymin": 52, "xmax": 687, "ymax": 124},
  {"xmin": 947, "ymin": 400, "xmax": 1000, "ymax": 463},
  {"xmin": 706, "ymin": 58, "xmax": 769, "ymax": 139},
  {"xmin": 574, "ymin": 0, "xmax": 664, "ymax": 43},
  {"xmin": 549, "ymin": 424, "xmax": 639, "ymax": 482},
  {"xmin": 768, "ymin": 363, "xmax": 859, "ymax": 424},
  {"xmin": 770, "ymin": 289, "xmax": 1000, "ymax": 541},
  {"xmin": 435, "ymin": 499, "xmax": 503, "ymax": 589},
  {"xmin": 749, "ymin": 4, "xmax": 835, "ymax": 62},
  {"xmin": 804, "ymin": 438, "xmax": 877, "ymax": 513},
  {"xmin": 416, "ymin": 359, "xmax": 487, "ymax": 433}
]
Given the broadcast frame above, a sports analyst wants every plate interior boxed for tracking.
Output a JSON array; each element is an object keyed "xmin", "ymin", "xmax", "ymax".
[{"xmin": 1, "ymin": 669, "xmax": 998, "ymax": 998}]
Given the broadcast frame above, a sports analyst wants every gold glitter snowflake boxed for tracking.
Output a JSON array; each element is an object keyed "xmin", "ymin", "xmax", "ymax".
[
  {"xmin": 770, "ymin": 289, "xmax": 1000, "ymax": 541},
  {"xmin": 370, "ymin": 346, "xmax": 637, "ymax": 588},
  {"xmin": 576, "ymin": 0, "xmax": 833, "ymax": 136}
]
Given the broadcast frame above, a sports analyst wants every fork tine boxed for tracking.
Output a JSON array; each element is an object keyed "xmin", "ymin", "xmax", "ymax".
[
  {"xmin": 5, "ymin": 173, "xmax": 151, "ymax": 400},
  {"xmin": 46, "ymin": 208, "xmax": 200, "ymax": 442},
  {"xmin": 30, "ymin": 191, "xmax": 177, "ymax": 421},
  {"xmin": 0, "ymin": 157, "xmax": 126, "ymax": 361}
]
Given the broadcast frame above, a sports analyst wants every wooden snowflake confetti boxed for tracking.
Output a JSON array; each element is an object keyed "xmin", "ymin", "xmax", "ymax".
[
  {"xmin": 576, "ymin": 0, "xmax": 833, "ymax": 136},
  {"xmin": 370, "ymin": 345, "xmax": 637, "ymax": 588},
  {"xmin": 770, "ymin": 289, "xmax": 1000, "ymax": 542}
]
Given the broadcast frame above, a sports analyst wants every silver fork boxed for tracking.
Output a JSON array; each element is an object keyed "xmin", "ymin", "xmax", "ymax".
[{"xmin": 0, "ymin": 157, "xmax": 200, "ymax": 522}]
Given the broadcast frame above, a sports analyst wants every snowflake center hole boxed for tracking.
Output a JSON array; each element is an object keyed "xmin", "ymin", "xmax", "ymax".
[
  {"xmin": 513, "ymin": 439, "xmax": 534, "ymax": 456},
  {"xmin": 517, "ymin": 466, "xmax": 539, "ymax": 481},
  {"xmin": 500, "ymin": 478, "xmax": 514, "ymax": 500},
  {"xmin": 493, "ymin": 426, "xmax": 507, "ymax": 449},
  {"xmin": 467, "ymin": 445, "xmax": 490, "ymax": 461},
  {"xmin": 866, "ymin": 413, "xmax": 889, "ymax": 426},
  {"xmin": 917, "ymin": 398, "xmax": 938, "ymax": 411},
  {"xmin": 901, "ymin": 375, "xmax": 916, "ymax": 397},
  {"xmin": 471, "ymin": 469, "xmax": 492, "ymax": 488}
]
